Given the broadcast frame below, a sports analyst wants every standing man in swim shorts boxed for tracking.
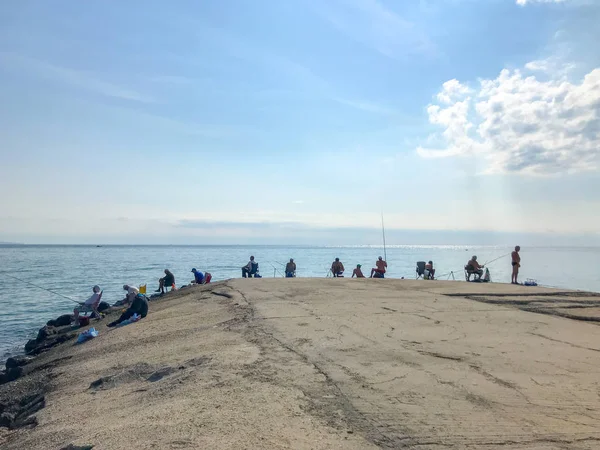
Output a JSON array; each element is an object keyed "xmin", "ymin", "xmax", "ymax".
[{"xmin": 511, "ymin": 246, "xmax": 521, "ymax": 284}]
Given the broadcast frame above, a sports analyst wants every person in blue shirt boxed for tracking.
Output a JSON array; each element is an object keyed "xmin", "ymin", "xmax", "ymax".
[{"xmin": 191, "ymin": 268, "xmax": 205, "ymax": 284}]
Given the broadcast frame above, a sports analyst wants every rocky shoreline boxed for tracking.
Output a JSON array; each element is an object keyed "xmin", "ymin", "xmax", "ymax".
[{"xmin": 0, "ymin": 290, "xmax": 171, "ymax": 435}]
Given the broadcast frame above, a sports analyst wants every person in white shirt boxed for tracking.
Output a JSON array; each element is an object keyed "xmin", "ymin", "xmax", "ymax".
[
  {"xmin": 122, "ymin": 284, "xmax": 139, "ymax": 304},
  {"xmin": 73, "ymin": 285, "xmax": 102, "ymax": 323}
]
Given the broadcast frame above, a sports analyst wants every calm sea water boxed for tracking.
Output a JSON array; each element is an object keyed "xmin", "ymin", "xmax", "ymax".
[{"xmin": 1, "ymin": 245, "xmax": 599, "ymax": 361}]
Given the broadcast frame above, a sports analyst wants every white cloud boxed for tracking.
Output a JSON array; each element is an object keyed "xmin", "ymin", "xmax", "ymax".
[
  {"xmin": 436, "ymin": 79, "xmax": 472, "ymax": 104},
  {"xmin": 525, "ymin": 58, "xmax": 576, "ymax": 75},
  {"xmin": 524, "ymin": 60, "xmax": 551, "ymax": 72},
  {"xmin": 417, "ymin": 63, "xmax": 600, "ymax": 175}
]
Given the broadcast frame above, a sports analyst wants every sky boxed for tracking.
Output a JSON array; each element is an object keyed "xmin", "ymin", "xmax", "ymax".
[{"xmin": 0, "ymin": 0, "xmax": 599, "ymax": 245}]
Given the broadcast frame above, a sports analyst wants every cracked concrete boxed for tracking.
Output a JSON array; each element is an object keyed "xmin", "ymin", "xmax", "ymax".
[{"xmin": 2, "ymin": 279, "xmax": 600, "ymax": 449}]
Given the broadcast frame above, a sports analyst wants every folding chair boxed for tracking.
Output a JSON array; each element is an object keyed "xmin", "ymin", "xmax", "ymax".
[
  {"xmin": 74, "ymin": 291, "xmax": 103, "ymax": 324},
  {"xmin": 249, "ymin": 262, "xmax": 261, "ymax": 278},
  {"xmin": 416, "ymin": 261, "xmax": 426, "ymax": 279},
  {"xmin": 464, "ymin": 265, "xmax": 482, "ymax": 281}
]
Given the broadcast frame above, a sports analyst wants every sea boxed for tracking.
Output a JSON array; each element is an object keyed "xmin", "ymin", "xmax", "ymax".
[{"xmin": 1, "ymin": 244, "xmax": 599, "ymax": 363}]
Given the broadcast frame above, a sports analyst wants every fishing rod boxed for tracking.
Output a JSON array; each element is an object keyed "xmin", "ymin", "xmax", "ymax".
[
  {"xmin": 269, "ymin": 263, "xmax": 284, "ymax": 278},
  {"xmin": 381, "ymin": 212, "xmax": 387, "ymax": 262},
  {"xmin": 4, "ymin": 273, "xmax": 80, "ymax": 303},
  {"xmin": 434, "ymin": 251, "xmax": 512, "ymax": 279},
  {"xmin": 483, "ymin": 253, "xmax": 511, "ymax": 266}
]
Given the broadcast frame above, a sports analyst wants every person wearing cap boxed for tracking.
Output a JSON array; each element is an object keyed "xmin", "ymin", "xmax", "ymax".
[
  {"xmin": 285, "ymin": 259, "xmax": 296, "ymax": 278},
  {"xmin": 331, "ymin": 258, "xmax": 345, "ymax": 277},
  {"xmin": 370, "ymin": 256, "xmax": 388, "ymax": 278},
  {"xmin": 352, "ymin": 264, "xmax": 365, "ymax": 278},
  {"xmin": 73, "ymin": 285, "xmax": 103, "ymax": 324},
  {"xmin": 191, "ymin": 268, "xmax": 205, "ymax": 284}
]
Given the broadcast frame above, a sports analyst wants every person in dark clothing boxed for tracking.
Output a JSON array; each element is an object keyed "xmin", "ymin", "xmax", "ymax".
[
  {"xmin": 331, "ymin": 258, "xmax": 345, "ymax": 277},
  {"xmin": 242, "ymin": 256, "xmax": 260, "ymax": 278},
  {"xmin": 107, "ymin": 294, "xmax": 148, "ymax": 327},
  {"xmin": 156, "ymin": 269, "xmax": 175, "ymax": 294},
  {"xmin": 285, "ymin": 259, "xmax": 296, "ymax": 277}
]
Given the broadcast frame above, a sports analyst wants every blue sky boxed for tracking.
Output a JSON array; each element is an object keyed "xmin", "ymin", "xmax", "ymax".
[{"xmin": 0, "ymin": 0, "xmax": 599, "ymax": 245}]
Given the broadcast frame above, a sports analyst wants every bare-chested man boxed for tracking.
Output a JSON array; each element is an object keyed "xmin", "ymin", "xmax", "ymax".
[
  {"xmin": 352, "ymin": 264, "xmax": 365, "ymax": 278},
  {"xmin": 331, "ymin": 258, "xmax": 345, "ymax": 277},
  {"xmin": 511, "ymin": 246, "xmax": 521, "ymax": 284},
  {"xmin": 370, "ymin": 256, "xmax": 387, "ymax": 278},
  {"xmin": 466, "ymin": 256, "xmax": 484, "ymax": 280}
]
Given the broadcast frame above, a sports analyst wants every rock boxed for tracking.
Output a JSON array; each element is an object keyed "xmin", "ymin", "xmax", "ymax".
[
  {"xmin": 98, "ymin": 301, "xmax": 110, "ymax": 312},
  {"xmin": 0, "ymin": 412, "xmax": 15, "ymax": 428},
  {"xmin": 60, "ymin": 445, "xmax": 94, "ymax": 450},
  {"xmin": 46, "ymin": 314, "xmax": 73, "ymax": 327},
  {"xmin": 36, "ymin": 325, "xmax": 58, "ymax": 341},
  {"xmin": 5, "ymin": 355, "xmax": 33, "ymax": 370},
  {"xmin": 0, "ymin": 367, "xmax": 23, "ymax": 385},
  {"xmin": 25, "ymin": 332, "xmax": 76, "ymax": 356},
  {"xmin": 6, "ymin": 367, "xmax": 23, "ymax": 382},
  {"xmin": 24, "ymin": 339, "xmax": 38, "ymax": 353},
  {"xmin": 0, "ymin": 392, "xmax": 45, "ymax": 430}
]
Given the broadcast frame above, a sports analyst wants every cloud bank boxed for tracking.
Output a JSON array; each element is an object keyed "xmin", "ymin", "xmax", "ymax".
[{"xmin": 417, "ymin": 63, "xmax": 600, "ymax": 175}]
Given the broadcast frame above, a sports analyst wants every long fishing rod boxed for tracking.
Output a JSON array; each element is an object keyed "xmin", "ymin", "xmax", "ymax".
[
  {"xmin": 4, "ymin": 273, "xmax": 80, "ymax": 303},
  {"xmin": 381, "ymin": 212, "xmax": 387, "ymax": 262},
  {"xmin": 483, "ymin": 253, "xmax": 511, "ymax": 266}
]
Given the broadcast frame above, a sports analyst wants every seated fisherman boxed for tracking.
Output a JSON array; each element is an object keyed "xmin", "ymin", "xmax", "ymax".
[
  {"xmin": 331, "ymin": 258, "xmax": 345, "ymax": 277},
  {"xmin": 285, "ymin": 259, "xmax": 296, "ymax": 278},
  {"xmin": 156, "ymin": 269, "xmax": 175, "ymax": 294},
  {"xmin": 242, "ymin": 256, "xmax": 260, "ymax": 278},
  {"xmin": 108, "ymin": 292, "xmax": 148, "ymax": 327},
  {"xmin": 466, "ymin": 256, "xmax": 484, "ymax": 279},
  {"xmin": 425, "ymin": 261, "xmax": 435, "ymax": 280},
  {"xmin": 370, "ymin": 256, "xmax": 387, "ymax": 278},
  {"xmin": 73, "ymin": 285, "xmax": 102, "ymax": 324},
  {"xmin": 191, "ymin": 268, "xmax": 205, "ymax": 284},
  {"xmin": 352, "ymin": 264, "xmax": 365, "ymax": 278}
]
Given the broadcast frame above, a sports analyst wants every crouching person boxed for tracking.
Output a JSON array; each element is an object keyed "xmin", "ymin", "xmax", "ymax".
[{"xmin": 108, "ymin": 292, "xmax": 148, "ymax": 327}]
